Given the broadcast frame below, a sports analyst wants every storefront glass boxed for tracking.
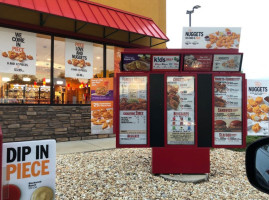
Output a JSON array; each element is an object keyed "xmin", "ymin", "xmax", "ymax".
[
  {"xmin": 0, "ymin": 33, "xmax": 51, "ymax": 104},
  {"xmin": 106, "ymin": 46, "xmax": 124, "ymax": 77}
]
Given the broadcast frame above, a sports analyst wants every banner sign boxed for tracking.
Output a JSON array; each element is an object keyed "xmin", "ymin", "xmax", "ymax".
[
  {"xmin": 0, "ymin": 27, "xmax": 36, "ymax": 75},
  {"xmin": 247, "ymin": 80, "xmax": 269, "ymax": 136},
  {"xmin": 167, "ymin": 76, "xmax": 195, "ymax": 145},
  {"xmin": 119, "ymin": 76, "xmax": 147, "ymax": 144},
  {"xmin": 214, "ymin": 76, "xmax": 243, "ymax": 145},
  {"xmin": 65, "ymin": 38, "xmax": 93, "ymax": 79},
  {"xmin": 182, "ymin": 27, "xmax": 241, "ymax": 49},
  {"xmin": 2, "ymin": 140, "xmax": 56, "ymax": 200}
]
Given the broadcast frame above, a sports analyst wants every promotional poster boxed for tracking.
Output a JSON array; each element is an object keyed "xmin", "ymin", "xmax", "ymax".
[
  {"xmin": 213, "ymin": 54, "xmax": 242, "ymax": 71},
  {"xmin": 214, "ymin": 76, "xmax": 243, "ymax": 145},
  {"xmin": 0, "ymin": 27, "xmax": 36, "ymax": 75},
  {"xmin": 65, "ymin": 38, "xmax": 93, "ymax": 79},
  {"xmin": 119, "ymin": 76, "xmax": 147, "ymax": 145},
  {"xmin": 90, "ymin": 78, "xmax": 113, "ymax": 101},
  {"xmin": 182, "ymin": 27, "xmax": 241, "ymax": 49},
  {"xmin": 91, "ymin": 101, "xmax": 113, "ymax": 134},
  {"xmin": 167, "ymin": 76, "xmax": 195, "ymax": 145},
  {"xmin": 247, "ymin": 80, "xmax": 269, "ymax": 136},
  {"xmin": 122, "ymin": 54, "xmax": 150, "ymax": 71},
  {"xmin": 152, "ymin": 55, "xmax": 180, "ymax": 70},
  {"xmin": 2, "ymin": 140, "xmax": 56, "ymax": 200},
  {"xmin": 183, "ymin": 54, "xmax": 212, "ymax": 71}
]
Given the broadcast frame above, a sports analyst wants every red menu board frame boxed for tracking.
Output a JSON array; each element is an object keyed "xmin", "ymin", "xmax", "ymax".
[
  {"xmin": 212, "ymin": 73, "xmax": 246, "ymax": 148},
  {"xmin": 164, "ymin": 73, "xmax": 198, "ymax": 148},
  {"xmin": 115, "ymin": 73, "xmax": 150, "ymax": 148}
]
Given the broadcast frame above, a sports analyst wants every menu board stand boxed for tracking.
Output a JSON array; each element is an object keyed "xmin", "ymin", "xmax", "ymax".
[{"xmin": 115, "ymin": 49, "xmax": 246, "ymax": 175}]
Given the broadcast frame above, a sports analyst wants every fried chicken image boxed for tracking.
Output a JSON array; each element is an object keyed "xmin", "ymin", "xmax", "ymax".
[
  {"xmin": 167, "ymin": 84, "xmax": 180, "ymax": 110},
  {"xmin": 215, "ymin": 96, "xmax": 226, "ymax": 107}
]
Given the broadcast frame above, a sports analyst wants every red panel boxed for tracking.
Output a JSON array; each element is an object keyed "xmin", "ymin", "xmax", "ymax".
[
  {"xmin": 78, "ymin": 2, "xmax": 98, "ymax": 24},
  {"xmin": 117, "ymin": 12, "xmax": 136, "ymax": 33},
  {"xmin": 3, "ymin": 0, "xmax": 19, "ymax": 6},
  {"xmin": 125, "ymin": 14, "xmax": 145, "ymax": 35},
  {"xmin": 152, "ymin": 147, "xmax": 210, "ymax": 174},
  {"xmin": 68, "ymin": 0, "xmax": 87, "ymax": 22},
  {"xmin": 108, "ymin": 10, "xmax": 128, "ymax": 31},
  {"xmin": 88, "ymin": 4, "xmax": 108, "ymax": 26},
  {"xmin": 32, "ymin": 0, "xmax": 49, "ymax": 13},
  {"xmin": 19, "ymin": 0, "xmax": 35, "ymax": 10},
  {"xmin": 57, "ymin": 0, "xmax": 75, "ymax": 19},
  {"xmin": 141, "ymin": 19, "xmax": 161, "ymax": 38},
  {"xmin": 99, "ymin": 7, "xmax": 118, "ymax": 29},
  {"xmin": 45, "ymin": 0, "xmax": 62, "ymax": 16},
  {"xmin": 133, "ymin": 16, "xmax": 153, "ymax": 37},
  {"xmin": 148, "ymin": 20, "xmax": 168, "ymax": 40}
]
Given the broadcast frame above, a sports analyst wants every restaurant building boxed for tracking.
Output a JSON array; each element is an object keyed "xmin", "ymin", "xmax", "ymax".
[{"xmin": 0, "ymin": 0, "xmax": 169, "ymax": 142}]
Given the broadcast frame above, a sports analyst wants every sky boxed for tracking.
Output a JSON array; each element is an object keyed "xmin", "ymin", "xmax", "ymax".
[{"xmin": 166, "ymin": 0, "xmax": 269, "ymax": 79}]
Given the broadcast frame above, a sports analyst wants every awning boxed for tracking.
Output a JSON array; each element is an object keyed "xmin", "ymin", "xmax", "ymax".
[{"xmin": 0, "ymin": 0, "xmax": 169, "ymax": 46}]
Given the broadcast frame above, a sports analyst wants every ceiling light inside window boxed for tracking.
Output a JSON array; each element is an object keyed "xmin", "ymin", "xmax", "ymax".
[
  {"xmin": 2, "ymin": 77, "xmax": 10, "ymax": 82},
  {"xmin": 96, "ymin": 56, "xmax": 101, "ymax": 60},
  {"xmin": 57, "ymin": 81, "xmax": 63, "ymax": 85},
  {"xmin": 23, "ymin": 77, "xmax": 31, "ymax": 82}
]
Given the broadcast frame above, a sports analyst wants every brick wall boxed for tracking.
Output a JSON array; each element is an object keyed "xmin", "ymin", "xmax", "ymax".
[{"xmin": 0, "ymin": 106, "xmax": 115, "ymax": 143}]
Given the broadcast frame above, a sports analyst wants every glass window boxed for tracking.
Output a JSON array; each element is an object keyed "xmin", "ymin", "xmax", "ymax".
[
  {"xmin": 106, "ymin": 46, "xmax": 124, "ymax": 77},
  {"xmin": 54, "ymin": 37, "xmax": 103, "ymax": 104},
  {"xmin": 0, "ymin": 33, "xmax": 51, "ymax": 104}
]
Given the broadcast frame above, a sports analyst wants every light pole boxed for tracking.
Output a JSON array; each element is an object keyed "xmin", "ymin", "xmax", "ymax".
[{"xmin": 186, "ymin": 5, "xmax": 201, "ymax": 27}]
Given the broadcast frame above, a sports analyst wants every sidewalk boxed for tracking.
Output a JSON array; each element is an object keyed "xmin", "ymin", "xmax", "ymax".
[{"xmin": 56, "ymin": 137, "xmax": 116, "ymax": 154}]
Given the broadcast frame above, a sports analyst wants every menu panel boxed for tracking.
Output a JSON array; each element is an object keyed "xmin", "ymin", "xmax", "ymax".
[
  {"xmin": 119, "ymin": 76, "xmax": 147, "ymax": 144},
  {"xmin": 183, "ymin": 54, "xmax": 212, "ymax": 71},
  {"xmin": 213, "ymin": 54, "xmax": 242, "ymax": 71},
  {"xmin": 167, "ymin": 76, "xmax": 195, "ymax": 145},
  {"xmin": 122, "ymin": 54, "xmax": 150, "ymax": 71},
  {"xmin": 214, "ymin": 76, "xmax": 242, "ymax": 145},
  {"xmin": 152, "ymin": 55, "xmax": 180, "ymax": 70}
]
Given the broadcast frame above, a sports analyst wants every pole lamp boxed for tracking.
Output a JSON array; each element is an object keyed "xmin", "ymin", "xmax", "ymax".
[{"xmin": 186, "ymin": 5, "xmax": 201, "ymax": 27}]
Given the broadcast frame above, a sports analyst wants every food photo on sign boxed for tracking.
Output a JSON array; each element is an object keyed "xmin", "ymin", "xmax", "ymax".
[
  {"xmin": 247, "ymin": 80, "xmax": 269, "ymax": 136},
  {"xmin": 90, "ymin": 78, "xmax": 113, "ymax": 101}
]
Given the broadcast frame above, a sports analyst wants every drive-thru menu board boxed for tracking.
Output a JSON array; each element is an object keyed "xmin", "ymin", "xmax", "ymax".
[
  {"xmin": 247, "ymin": 80, "xmax": 269, "ymax": 136},
  {"xmin": 214, "ymin": 76, "xmax": 242, "ymax": 145},
  {"xmin": 119, "ymin": 76, "xmax": 147, "ymax": 144},
  {"xmin": 167, "ymin": 76, "xmax": 195, "ymax": 145}
]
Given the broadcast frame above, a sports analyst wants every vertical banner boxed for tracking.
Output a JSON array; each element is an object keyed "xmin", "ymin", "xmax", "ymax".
[
  {"xmin": 2, "ymin": 140, "xmax": 56, "ymax": 200},
  {"xmin": 119, "ymin": 76, "xmax": 147, "ymax": 145},
  {"xmin": 247, "ymin": 80, "xmax": 269, "ymax": 136},
  {"xmin": 167, "ymin": 76, "xmax": 195, "ymax": 145},
  {"xmin": 0, "ymin": 27, "xmax": 36, "ymax": 75},
  {"xmin": 214, "ymin": 76, "xmax": 243, "ymax": 145},
  {"xmin": 65, "ymin": 38, "xmax": 93, "ymax": 79},
  {"xmin": 90, "ymin": 78, "xmax": 114, "ymax": 134}
]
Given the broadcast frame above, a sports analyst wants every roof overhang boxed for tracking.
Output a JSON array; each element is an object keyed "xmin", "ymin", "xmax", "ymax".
[{"xmin": 0, "ymin": 0, "xmax": 169, "ymax": 48}]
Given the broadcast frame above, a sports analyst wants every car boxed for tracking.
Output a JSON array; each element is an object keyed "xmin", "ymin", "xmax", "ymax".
[{"xmin": 246, "ymin": 137, "xmax": 269, "ymax": 194}]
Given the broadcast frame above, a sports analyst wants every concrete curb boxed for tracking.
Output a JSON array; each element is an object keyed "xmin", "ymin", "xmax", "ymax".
[{"xmin": 159, "ymin": 174, "xmax": 209, "ymax": 183}]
